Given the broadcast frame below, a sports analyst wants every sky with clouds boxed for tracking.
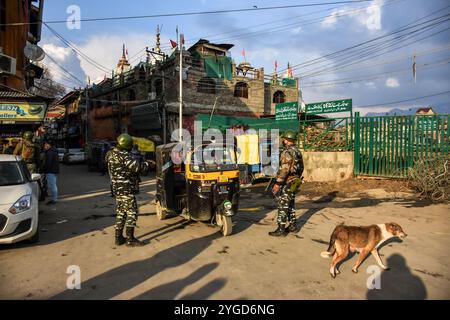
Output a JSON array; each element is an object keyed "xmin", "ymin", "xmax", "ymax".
[{"xmin": 39, "ymin": 0, "xmax": 450, "ymax": 115}]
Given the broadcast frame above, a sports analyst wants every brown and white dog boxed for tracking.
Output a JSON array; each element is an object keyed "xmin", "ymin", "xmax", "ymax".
[{"xmin": 320, "ymin": 222, "xmax": 407, "ymax": 278}]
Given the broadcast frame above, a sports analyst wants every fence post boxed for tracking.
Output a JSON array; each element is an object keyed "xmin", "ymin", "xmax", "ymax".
[{"xmin": 354, "ymin": 112, "xmax": 360, "ymax": 176}]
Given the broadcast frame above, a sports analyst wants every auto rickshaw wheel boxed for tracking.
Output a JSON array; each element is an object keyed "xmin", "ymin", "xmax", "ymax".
[
  {"xmin": 216, "ymin": 214, "xmax": 233, "ymax": 236},
  {"xmin": 155, "ymin": 201, "xmax": 167, "ymax": 220}
]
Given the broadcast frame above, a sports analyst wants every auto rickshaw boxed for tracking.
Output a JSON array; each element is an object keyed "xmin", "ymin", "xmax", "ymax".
[{"xmin": 155, "ymin": 141, "xmax": 240, "ymax": 236}]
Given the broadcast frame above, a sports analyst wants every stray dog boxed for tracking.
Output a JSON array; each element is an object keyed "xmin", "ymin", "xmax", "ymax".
[{"xmin": 320, "ymin": 223, "xmax": 407, "ymax": 278}]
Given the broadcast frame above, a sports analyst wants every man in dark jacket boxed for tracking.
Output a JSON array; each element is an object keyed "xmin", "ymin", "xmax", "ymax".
[{"xmin": 43, "ymin": 140, "xmax": 60, "ymax": 205}]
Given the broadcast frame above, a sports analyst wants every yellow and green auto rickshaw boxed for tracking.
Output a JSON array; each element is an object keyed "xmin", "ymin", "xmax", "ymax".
[{"xmin": 155, "ymin": 141, "xmax": 240, "ymax": 236}]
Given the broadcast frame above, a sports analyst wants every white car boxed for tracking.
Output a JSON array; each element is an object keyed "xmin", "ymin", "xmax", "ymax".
[
  {"xmin": 0, "ymin": 155, "xmax": 40, "ymax": 244},
  {"xmin": 63, "ymin": 148, "xmax": 86, "ymax": 164},
  {"xmin": 57, "ymin": 148, "xmax": 66, "ymax": 162}
]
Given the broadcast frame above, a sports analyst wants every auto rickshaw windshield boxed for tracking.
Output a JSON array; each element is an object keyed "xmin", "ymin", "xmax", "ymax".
[{"xmin": 191, "ymin": 145, "xmax": 238, "ymax": 172}]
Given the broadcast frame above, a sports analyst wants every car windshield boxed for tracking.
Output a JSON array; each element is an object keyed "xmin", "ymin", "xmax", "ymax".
[{"xmin": 0, "ymin": 161, "xmax": 26, "ymax": 186}]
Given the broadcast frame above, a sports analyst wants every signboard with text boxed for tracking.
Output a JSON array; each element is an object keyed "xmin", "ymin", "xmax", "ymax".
[
  {"xmin": 275, "ymin": 101, "xmax": 299, "ymax": 121},
  {"xmin": 305, "ymin": 99, "xmax": 352, "ymax": 115},
  {"xmin": 0, "ymin": 102, "xmax": 46, "ymax": 124}
]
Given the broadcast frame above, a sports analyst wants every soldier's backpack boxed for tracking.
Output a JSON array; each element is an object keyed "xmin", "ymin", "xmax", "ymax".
[{"xmin": 21, "ymin": 141, "xmax": 36, "ymax": 162}]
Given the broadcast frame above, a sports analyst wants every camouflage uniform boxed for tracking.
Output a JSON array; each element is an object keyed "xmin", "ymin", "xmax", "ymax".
[
  {"xmin": 13, "ymin": 139, "xmax": 39, "ymax": 174},
  {"xmin": 106, "ymin": 147, "xmax": 149, "ymax": 230},
  {"xmin": 275, "ymin": 144, "xmax": 304, "ymax": 225}
]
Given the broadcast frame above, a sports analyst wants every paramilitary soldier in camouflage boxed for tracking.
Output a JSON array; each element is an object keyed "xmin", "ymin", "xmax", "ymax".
[
  {"xmin": 13, "ymin": 131, "xmax": 40, "ymax": 173},
  {"xmin": 106, "ymin": 134, "xmax": 154, "ymax": 247},
  {"xmin": 270, "ymin": 130, "xmax": 304, "ymax": 237}
]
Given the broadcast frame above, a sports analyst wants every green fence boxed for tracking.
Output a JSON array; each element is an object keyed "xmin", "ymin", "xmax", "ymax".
[{"xmin": 354, "ymin": 113, "xmax": 450, "ymax": 177}]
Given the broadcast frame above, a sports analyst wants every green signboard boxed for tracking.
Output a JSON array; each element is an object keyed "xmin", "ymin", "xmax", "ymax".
[
  {"xmin": 305, "ymin": 99, "xmax": 352, "ymax": 115},
  {"xmin": 275, "ymin": 101, "xmax": 298, "ymax": 121}
]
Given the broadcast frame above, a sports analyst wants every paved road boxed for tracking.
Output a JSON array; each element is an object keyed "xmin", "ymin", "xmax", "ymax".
[{"xmin": 1, "ymin": 164, "xmax": 449, "ymax": 299}]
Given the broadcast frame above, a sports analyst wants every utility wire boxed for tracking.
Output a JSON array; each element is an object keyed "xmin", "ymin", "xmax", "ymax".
[
  {"xmin": 356, "ymin": 90, "xmax": 450, "ymax": 108},
  {"xmin": 45, "ymin": 54, "xmax": 85, "ymax": 85},
  {"xmin": 1, "ymin": 1, "xmax": 374, "ymax": 26},
  {"xmin": 43, "ymin": 22, "xmax": 111, "ymax": 73}
]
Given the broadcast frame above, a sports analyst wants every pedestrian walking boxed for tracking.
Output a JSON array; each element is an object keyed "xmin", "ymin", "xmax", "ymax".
[
  {"xmin": 270, "ymin": 130, "xmax": 304, "ymax": 237},
  {"xmin": 43, "ymin": 139, "xmax": 60, "ymax": 205}
]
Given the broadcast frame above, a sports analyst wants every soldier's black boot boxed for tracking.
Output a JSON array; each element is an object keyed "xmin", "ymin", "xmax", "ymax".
[
  {"xmin": 288, "ymin": 220, "xmax": 298, "ymax": 233},
  {"xmin": 125, "ymin": 227, "xmax": 144, "ymax": 247},
  {"xmin": 268, "ymin": 224, "xmax": 288, "ymax": 237},
  {"xmin": 115, "ymin": 228, "xmax": 126, "ymax": 246}
]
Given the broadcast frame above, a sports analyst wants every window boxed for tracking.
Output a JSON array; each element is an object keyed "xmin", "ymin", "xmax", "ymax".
[
  {"xmin": 234, "ymin": 82, "xmax": 248, "ymax": 99},
  {"xmin": 197, "ymin": 77, "xmax": 215, "ymax": 95},
  {"xmin": 128, "ymin": 89, "xmax": 136, "ymax": 101},
  {"xmin": 273, "ymin": 91, "xmax": 286, "ymax": 104}
]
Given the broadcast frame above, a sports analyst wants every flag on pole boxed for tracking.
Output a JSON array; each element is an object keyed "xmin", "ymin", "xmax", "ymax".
[
  {"xmin": 170, "ymin": 39, "xmax": 178, "ymax": 49},
  {"xmin": 242, "ymin": 48, "xmax": 246, "ymax": 61},
  {"xmin": 412, "ymin": 54, "xmax": 417, "ymax": 84},
  {"xmin": 275, "ymin": 60, "xmax": 278, "ymax": 71},
  {"xmin": 287, "ymin": 62, "xmax": 293, "ymax": 78}
]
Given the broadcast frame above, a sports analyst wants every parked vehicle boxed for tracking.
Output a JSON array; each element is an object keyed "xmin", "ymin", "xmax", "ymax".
[
  {"xmin": 155, "ymin": 142, "xmax": 240, "ymax": 236},
  {"xmin": 63, "ymin": 148, "xmax": 87, "ymax": 164},
  {"xmin": 57, "ymin": 148, "xmax": 66, "ymax": 162},
  {"xmin": 0, "ymin": 155, "xmax": 40, "ymax": 244}
]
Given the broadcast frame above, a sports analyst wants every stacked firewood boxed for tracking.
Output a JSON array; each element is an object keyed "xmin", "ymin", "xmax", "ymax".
[{"xmin": 408, "ymin": 159, "xmax": 450, "ymax": 201}]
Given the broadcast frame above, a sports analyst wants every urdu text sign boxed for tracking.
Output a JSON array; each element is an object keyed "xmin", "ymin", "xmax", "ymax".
[
  {"xmin": 305, "ymin": 99, "xmax": 352, "ymax": 115},
  {"xmin": 275, "ymin": 102, "xmax": 299, "ymax": 121}
]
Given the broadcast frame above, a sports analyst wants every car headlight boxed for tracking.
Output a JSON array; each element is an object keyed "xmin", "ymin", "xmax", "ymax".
[
  {"xmin": 9, "ymin": 195, "xmax": 32, "ymax": 214},
  {"xmin": 223, "ymin": 200, "xmax": 232, "ymax": 211}
]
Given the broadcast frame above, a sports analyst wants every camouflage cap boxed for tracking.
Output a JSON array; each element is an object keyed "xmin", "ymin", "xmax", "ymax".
[
  {"xmin": 23, "ymin": 131, "xmax": 34, "ymax": 141},
  {"xmin": 281, "ymin": 130, "xmax": 298, "ymax": 141}
]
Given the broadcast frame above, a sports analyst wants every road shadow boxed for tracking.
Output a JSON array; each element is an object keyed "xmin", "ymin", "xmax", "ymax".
[
  {"xmin": 366, "ymin": 254, "xmax": 427, "ymax": 300},
  {"xmin": 51, "ymin": 232, "xmax": 221, "ymax": 299},
  {"xmin": 294, "ymin": 191, "xmax": 339, "ymax": 234},
  {"xmin": 134, "ymin": 262, "xmax": 226, "ymax": 300}
]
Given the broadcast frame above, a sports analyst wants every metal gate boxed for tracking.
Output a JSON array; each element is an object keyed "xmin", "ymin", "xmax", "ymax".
[{"xmin": 354, "ymin": 113, "xmax": 450, "ymax": 177}]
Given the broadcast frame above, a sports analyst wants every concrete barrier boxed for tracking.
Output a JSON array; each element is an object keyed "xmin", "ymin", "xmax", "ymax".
[{"xmin": 302, "ymin": 151, "xmax": 354, "ymax": 182}]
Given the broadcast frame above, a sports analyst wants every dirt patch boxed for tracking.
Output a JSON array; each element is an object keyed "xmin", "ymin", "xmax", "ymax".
[{"xmin": 250, "ymin": 178, "xmax": 412, "ymax": 199}]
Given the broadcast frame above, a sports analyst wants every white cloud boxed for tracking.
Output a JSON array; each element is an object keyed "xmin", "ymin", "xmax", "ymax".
[
  {"xmin": 360, "ymin": 0, "xmax": 383, "ymax": 31},
  {"xmin": 321, "ymin": 10, "xmax": 339, "ymax": 29},
  {"xmin": 42, "ymin": 43, "xmax": 71, "ymax": 62},
  {"xmin": 77, "ymin": 33, "xmax": 151, "ymax": 82},
  {"xmin": 385, "ymin": 77, "xmax": 399, "ymax": 88},
  {"xmin": 291, "ymin": 27, "xmax": 302, "ymax": 34},
  {"xmin": 365, "ymin": 81, "xmax": 377, "ymax": 89},
  {"xmin": 321, "ymin": 0, "xmax": 384, "ymax": 31}
]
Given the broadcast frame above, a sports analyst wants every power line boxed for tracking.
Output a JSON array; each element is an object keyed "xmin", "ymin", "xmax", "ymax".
[
  {"xmin": 356, "ymin": 90, "xmax": 450, "ymax": 108},
  {"xmin": 1, "ymin": 1, "xmax": 374, "ymax": 26},
  {"xmin": 43, "ymin": 22, "xmax": 111, "ymax": 73},
  {"xmin": 278, "ymin": 5, "xmax": 450, "ymax": 74},
  {"xmin": 300, "ymin": 58, "xmax": 450, "ymax": 87},
  {"xmin": 298, "ymin": 43, "xmax": 450, "ymax": 78},
  {"xmin": 45, "ymin": 53, "xmax": 86, "ymax": 85},
  {"xmin": 298, "ymin": 20, "xmax": 450, "ymax": 79}
]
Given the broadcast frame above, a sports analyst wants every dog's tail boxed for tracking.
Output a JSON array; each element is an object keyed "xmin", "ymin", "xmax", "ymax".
[{"xmin": 320, "ymin": 224, "xmax": 343, "ymax": 258}]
